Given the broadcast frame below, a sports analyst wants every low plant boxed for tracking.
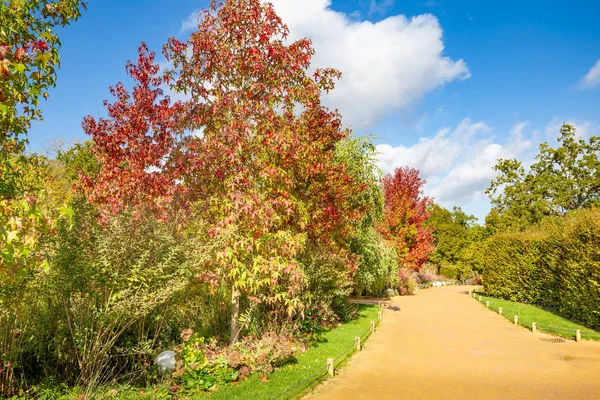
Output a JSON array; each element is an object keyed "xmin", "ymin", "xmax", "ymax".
[{"xmin": 397, "ymin": 269, "xmax": 418, "ymax": 295}]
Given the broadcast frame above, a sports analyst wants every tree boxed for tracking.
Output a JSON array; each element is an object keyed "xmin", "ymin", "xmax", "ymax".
[
  {"xmin": 380, "ymin": 167, "xmax": 434, "ymax": 271},
  {"xmin": 86, "ymin": 0, "xmax": 370, "ymax": 344},
  {"xmin": 426, "ymin": 204, "xmax": 476, "ymax": 266},
  {"xmin": 1, "ymin": 0, "xmax": 85, "ymax": 196},
  {"xmin": 487, "ymin": 123, "xmax": 600, "ymax": 230},
  {"xmin": 1, "ymin": 0, "xmax": 85, "ymax": 290},
  {"xmin": 164, "ymin": 0, "xmax": 369, "ymax": 344}
]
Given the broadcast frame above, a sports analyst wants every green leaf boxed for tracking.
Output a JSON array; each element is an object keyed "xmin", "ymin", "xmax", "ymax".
[
  {"xmin": 6, "ymin": 230, "xmax": 19, "ymax": 244},
  {"xmin": 11, "ymin": 62, "xmax": 26, "ymax": 74}
]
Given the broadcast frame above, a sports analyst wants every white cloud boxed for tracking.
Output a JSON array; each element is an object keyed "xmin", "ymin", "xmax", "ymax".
[
  {"xmin": 368, "ymin": 0, "xmax": 395, "ymax": 16},
  {"xmin": 376, "ymin": 119, "xmax": 534, "ymax": 219},
  {"xmin": 579, "ymin": 59, "xmax": 600, "ymax": 90},
  {"xmin": 266, "ymin": 0, "xmax": 470, "ymax": 130},
  {"xmin": 180, "ymin": 10, "xmax": 200, "ymax": 34}
]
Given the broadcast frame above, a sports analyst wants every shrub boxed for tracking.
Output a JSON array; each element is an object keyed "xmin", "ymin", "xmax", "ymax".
[
  {"xmin": 350, "ymin": 228, "xmax": 399, "ymax": 296},
  {"xmin": 397, "ymin": 269, "xmax": 419, "ymax": 295},
  {"xmin": 439, "ymin": 262, "xmax": 458, "ymax": 280},
  {"xmin": 481, "ymin": 208, "xmax": 600, "ymax": 330}
]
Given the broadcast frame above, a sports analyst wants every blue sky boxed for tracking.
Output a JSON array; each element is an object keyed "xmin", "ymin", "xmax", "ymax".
[{"xmin": 27, "ymin": 0, "xmax": 600, "ymax": 220}]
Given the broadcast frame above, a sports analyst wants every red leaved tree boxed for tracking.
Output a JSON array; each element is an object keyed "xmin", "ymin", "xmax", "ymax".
[
  {"xmin": 82, "ymin": 43, "xmax": 185, "ymax": 220},
  {"xmin": 380, "ymin": 167, "xmax": 434, "ymax": 271},
  {"xmin": 163, "ymin": 0, "xmax": 369, "ymax": 343},
  {"xmin": 83, "ymin": 0, "xmax": 369, "ymax": 344}
]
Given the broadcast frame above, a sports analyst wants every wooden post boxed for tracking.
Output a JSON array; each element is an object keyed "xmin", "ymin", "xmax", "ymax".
[
  {"xmin": 514, "ymin": 315, "xmax": 519, "ymax": 325},
  {"xmin": 532, "ymin": 322, "xmax": 537, "ymax": 333},
  {"xmin": 378, "ymin": 311, "xmax": 383, "ymax": 321},
  {"xmin": 370, "ymin": 320, "xmax": 375, "ymax": 333},
  {"xmin": 486, "ymin": 300, "xmax": 490, "ymax": 308},
  {"xmin": 355, "ymin": 336, "xmax": 361, "ymax": 351},
  {"xmin": 327, "ymin": 358, "xmax": 334, "ymax": 377},
  {"xmin": 576, "ymin": 330, "xmax": 581, "ymax": 342},
  {"xmin": 478, "ymin": 296, "xmax": 482, "ymax": 302},
  {"xmin": 498, "ymin": 307, "xmax": 503, "ymax": 315}
]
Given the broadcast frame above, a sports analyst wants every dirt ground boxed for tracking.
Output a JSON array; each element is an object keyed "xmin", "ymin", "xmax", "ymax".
[{"xmin": 305, "ymin": 285, "xmax": 600, "ymax": 400}]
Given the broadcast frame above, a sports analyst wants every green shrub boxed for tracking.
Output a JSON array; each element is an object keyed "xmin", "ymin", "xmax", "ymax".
[
  {"xmin": 481, "ymin": 208, "xmax": 600, "ymax": 330},
  {"xmin": 350, "ymin": 228, "xmax": 398, "ymax": 296}
]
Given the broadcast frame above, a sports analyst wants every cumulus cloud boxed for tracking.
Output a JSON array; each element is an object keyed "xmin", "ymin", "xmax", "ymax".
[
  {"xmin": 579, "ymin": 59, "xmax": 600, "ymax": 90},
  {"xmin": 376, "ymin": 119, "xmax": 533, "ymax": 210},
  {"xmin": 266, "ymin": 0, "xmax": 470, "ymax": 129}
]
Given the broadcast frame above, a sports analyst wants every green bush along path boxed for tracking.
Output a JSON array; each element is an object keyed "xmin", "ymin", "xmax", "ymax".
[{"xmin": 305, "ymin": 285, "xmax": 600, "ymax": 400}]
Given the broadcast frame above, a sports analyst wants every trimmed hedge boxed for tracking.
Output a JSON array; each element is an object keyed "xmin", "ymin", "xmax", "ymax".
[{"xmin": 480, "ymin": 208, "xmax": 600, "ymax": 331}]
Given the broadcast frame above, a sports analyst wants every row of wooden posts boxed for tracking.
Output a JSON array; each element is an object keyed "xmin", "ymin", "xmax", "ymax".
[
  {"xmin": 471, "ymin": 291, "xmax": 582, "ymax": 342},
  {"xmin": 326, "ymin": 307, "xmax": 384, "ymax": 377}
]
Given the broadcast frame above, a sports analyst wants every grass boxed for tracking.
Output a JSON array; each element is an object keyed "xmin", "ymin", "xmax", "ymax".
[
  {"xmin": 472, "ymin": 292, "xmax": 600, "ymax": 341},
  {"xmin": 207, "ymin": 304, "xmax": 380, "ymax": 400}
]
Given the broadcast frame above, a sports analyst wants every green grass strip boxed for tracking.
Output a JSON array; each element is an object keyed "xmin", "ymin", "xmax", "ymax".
[
  {"xmin": 207, "ymin": 304, "xmax": 380, "ymax": 400},
  {"xmin": 471, "ymin": 292, "xmax": 600, "ymax": 341}
]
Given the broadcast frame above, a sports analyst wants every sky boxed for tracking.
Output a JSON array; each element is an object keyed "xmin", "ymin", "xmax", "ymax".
[{"xmin": 26, "ymin": 0, "xmax": 600, "ymax": 221}]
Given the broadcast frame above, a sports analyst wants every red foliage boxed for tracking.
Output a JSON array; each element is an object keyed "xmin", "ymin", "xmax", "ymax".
[
  {"xmin": 82, "ymin": 43, "xmax": 185, "ymax": 219},
  {"xmin": 82, "ymin": 0, "xmax": 369, "ymax": 310},
  {"xmin": 380, "ymin": 167, "xmax": 434, "ymax": 271}
]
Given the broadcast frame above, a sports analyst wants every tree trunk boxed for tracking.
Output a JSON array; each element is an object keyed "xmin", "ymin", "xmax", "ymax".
[{"xmin": 230, "ymin": 286, "xmax": 241, "ymax": 346}]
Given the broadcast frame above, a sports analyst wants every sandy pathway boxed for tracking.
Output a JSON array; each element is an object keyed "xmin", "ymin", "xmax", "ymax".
[{"xmin": 305, "ymin": 285, "xmax": 600, "ymax": 400}]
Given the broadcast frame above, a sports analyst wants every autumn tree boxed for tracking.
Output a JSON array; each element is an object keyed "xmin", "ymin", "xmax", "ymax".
[
  {"xmin": 380, "ymin": 167, "xmax": 434, "ymax": 271},
  {"xmin": 165, "ymin": 0, "xmax": 371, "ymax": 344},
  {"xmin": 1, "ymin": 0, "xmax": 84, "ymax": 290},
  {"xmin": 84, "ymin": 0, "xmax": 370, "ymax": 344},
  {"xmin": 1, "ymin": 0, "xmax": 85, "ymax": 194}
]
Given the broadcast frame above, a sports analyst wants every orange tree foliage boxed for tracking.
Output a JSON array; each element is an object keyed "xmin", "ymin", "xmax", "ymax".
[
  {"xmin": 380, "ymin": 167, "xmax": 434, "ymax": 271},
  {"xmin": 83, "ymin": 0, "xmax": 371, "ymax": 340}
]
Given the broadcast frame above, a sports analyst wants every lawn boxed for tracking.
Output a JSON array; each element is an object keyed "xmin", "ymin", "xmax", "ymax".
[
  {"xmin": 472, "ymin": 292, "xmax": 600, "ymax": 341},
  {"xmin": 207, "ymin": 304, "xmax": 380, "ymax": 400}
]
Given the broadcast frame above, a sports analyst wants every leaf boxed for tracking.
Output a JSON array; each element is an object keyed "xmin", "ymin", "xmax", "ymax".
[
  {"xmin": 11, "ymin": 62, "xmax": 26, "ymax": 74},
  {"xmin": 6, "ymin": 230, "xmax": 19, "ymax": 244}
]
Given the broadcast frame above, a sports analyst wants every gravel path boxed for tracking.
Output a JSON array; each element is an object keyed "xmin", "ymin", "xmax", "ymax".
[{"xmin": 305, "ymin": 285, "xmax": 600, "ymax": 400}]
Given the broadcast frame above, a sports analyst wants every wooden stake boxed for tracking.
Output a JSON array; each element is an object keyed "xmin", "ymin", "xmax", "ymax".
[
  {"xmin": 514, "ymin": 315, "xmax": 519, "ymax": 325},
  {"xmin": 327, "ymin": 358, "xmax": 334, "ymax": 377},
  {"xmin": 532, "ymin": 322, "xmax": 537, "ymax": 333},
  {"xmin": 370, "ymin": 320, "xmax": 375, "ymax": 333},
  {"xmin": 355, "ymin": 336, "xmax": 361, "ymax": 351},
  {"xmin": 576, "ymin": 330, "xmax": 581, "ymax": 342},
  {"xmin": 486, "ymin": 300, "xmax": 490, "ymax": 308},
  {"xmin": 378, "ymin": 311, "xmax": 383, "ymax": 321},
  {"xmin": 498, "ymin": 307, "xmax": 503, "ymax": 315}
]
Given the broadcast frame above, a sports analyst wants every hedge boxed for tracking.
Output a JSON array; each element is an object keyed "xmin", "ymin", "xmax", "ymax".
[{"xmin": 480, "ymin": 208, "xmax": 600, "ymax": 331}]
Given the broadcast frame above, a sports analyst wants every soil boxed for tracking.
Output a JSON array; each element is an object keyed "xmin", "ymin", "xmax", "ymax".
[{"xmin": 305, "ymin": 285, "xmax": 600, "ymax": 400}]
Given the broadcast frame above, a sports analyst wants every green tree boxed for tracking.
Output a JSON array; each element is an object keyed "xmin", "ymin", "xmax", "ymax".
[
  {"xmin": 426, "ymin": 204, "xmax": 478, "ymax": 267},
  {"xmin": 486, "ymin": 123, "xmax": 600, "ymax": 230}
]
